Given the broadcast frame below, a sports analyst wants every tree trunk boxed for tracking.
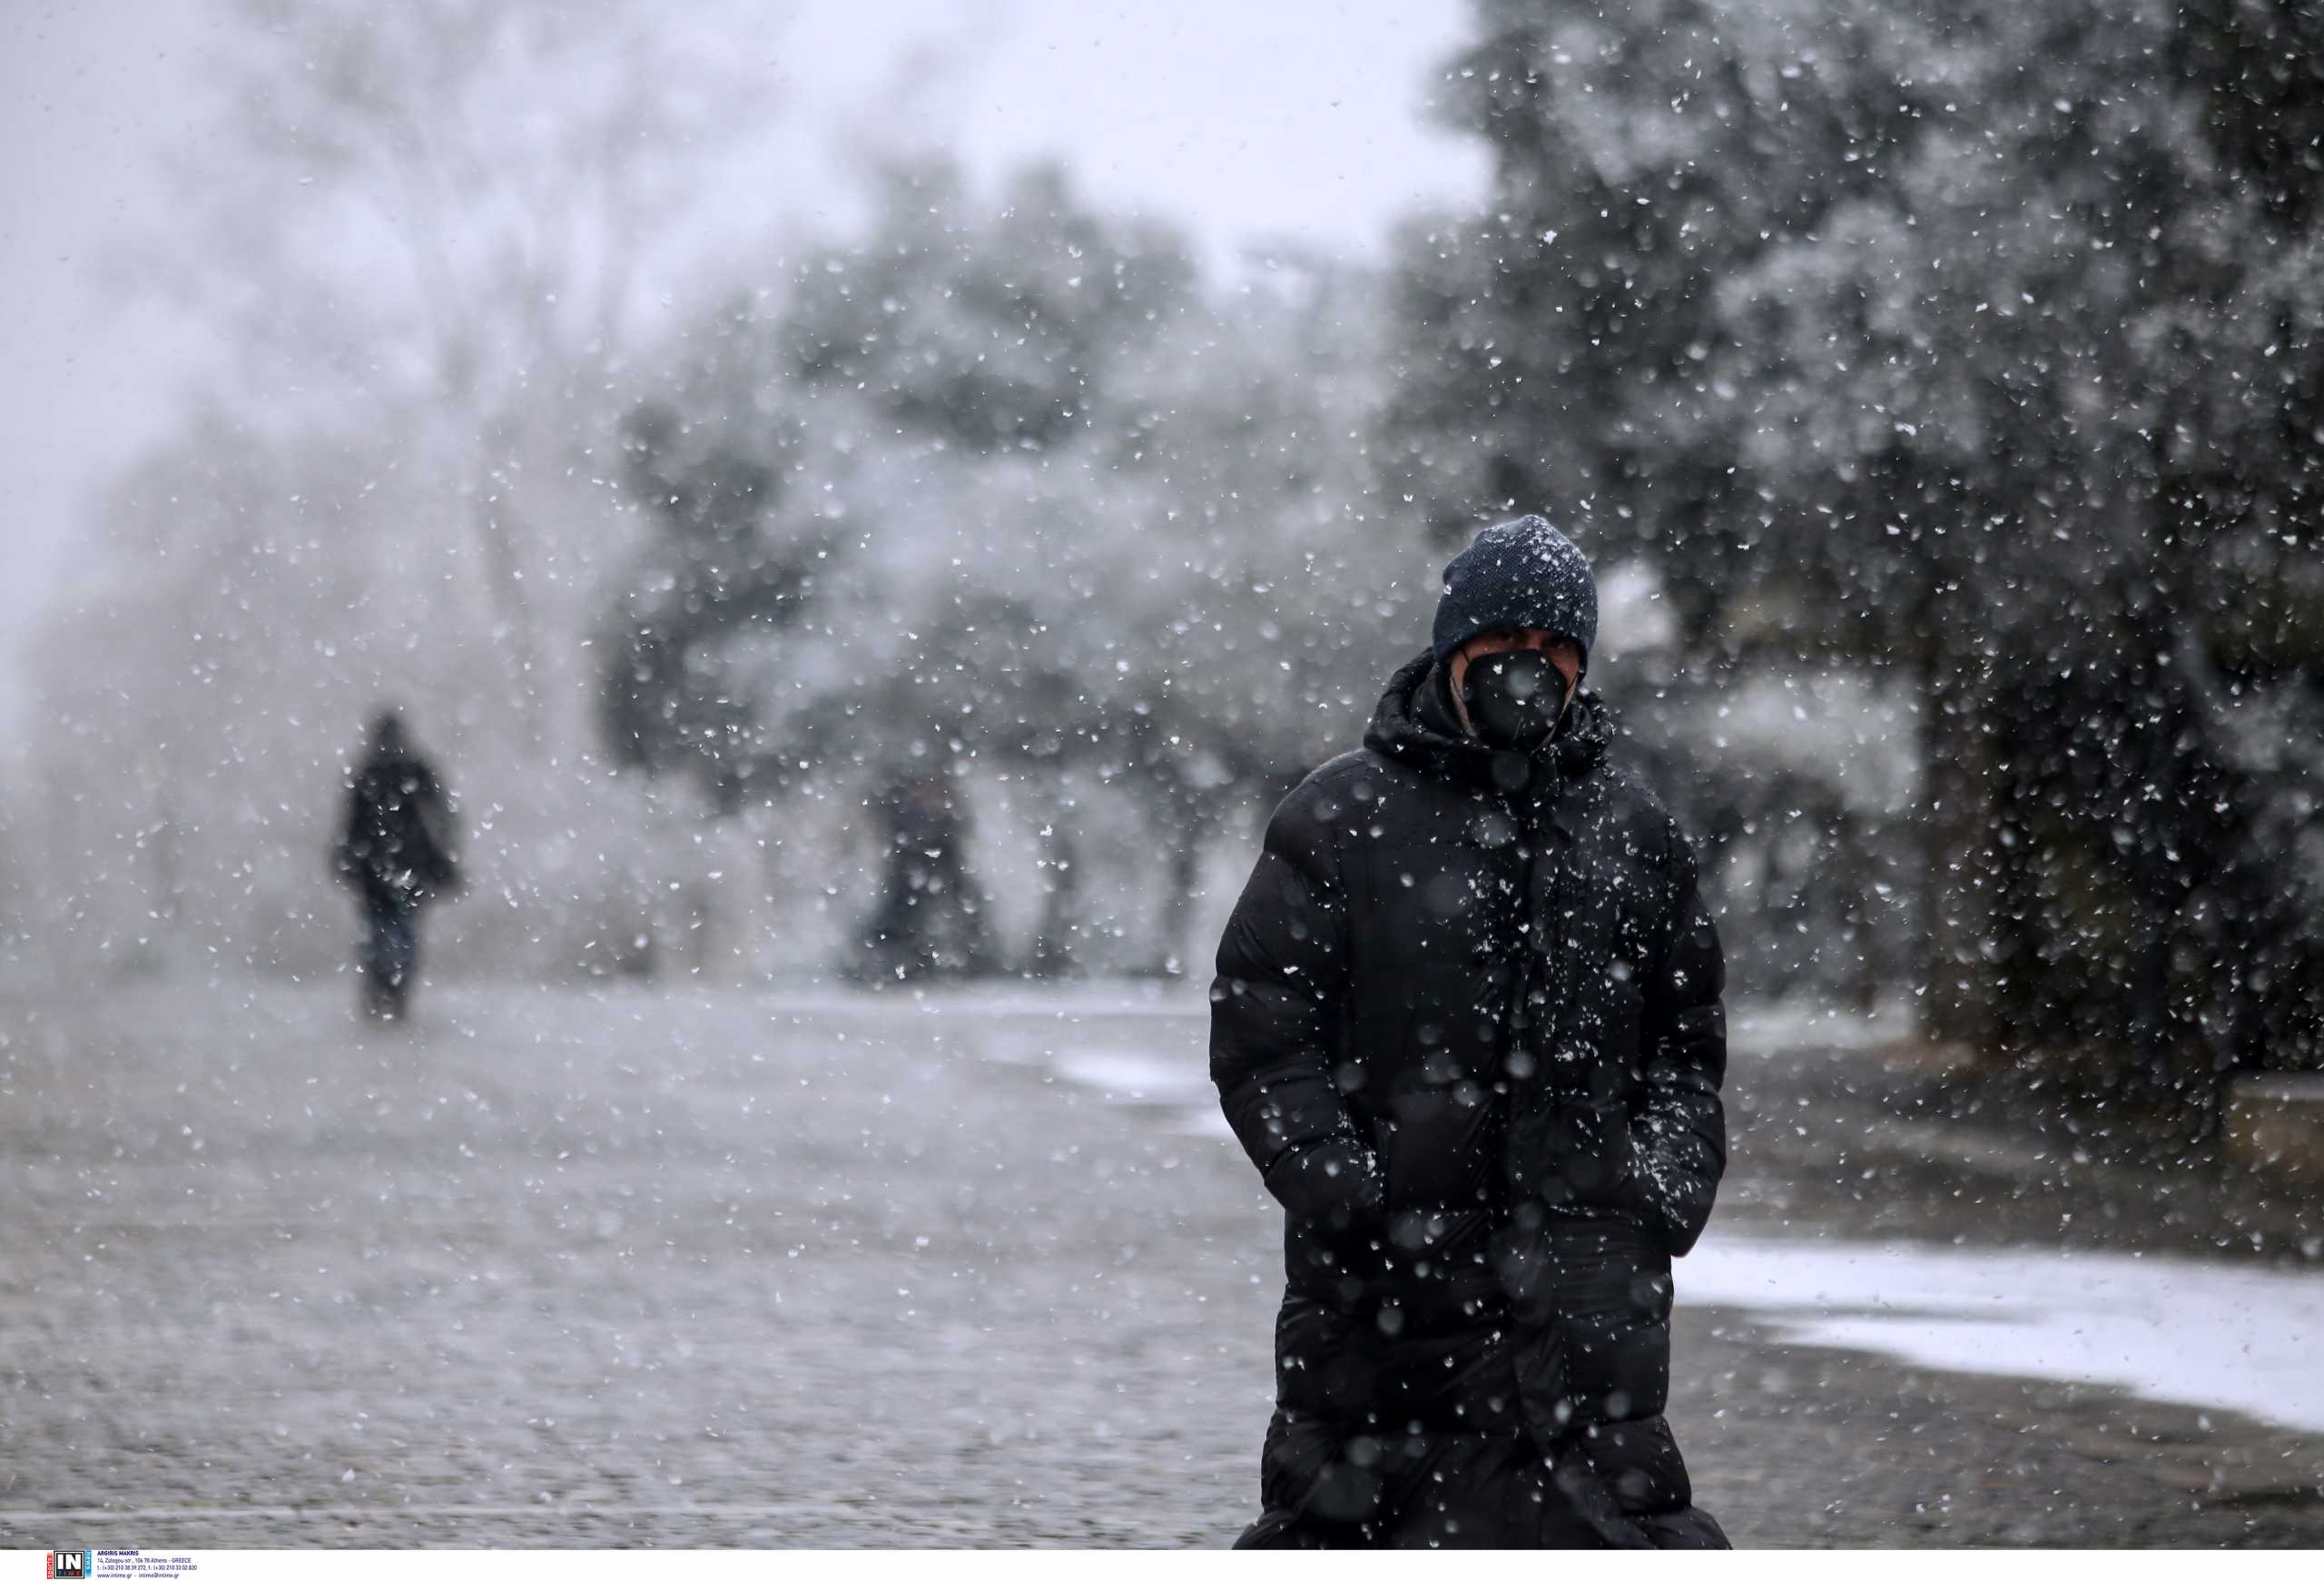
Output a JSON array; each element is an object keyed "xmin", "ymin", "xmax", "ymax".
[
  {"xmin": 469, "ymin": 486, "xmax": 548, "ymax": 762},
  {"xmin": 1149, "ymin": 800, "xmax": 1204, "ymax": 978},
  {"xmin": 1918, "ymin": 633, "xmax": 2002, "ymax": 1051},
  {"xmin": 1031, "ymin": 824, "xmax": 1082, "ymax": 979}
]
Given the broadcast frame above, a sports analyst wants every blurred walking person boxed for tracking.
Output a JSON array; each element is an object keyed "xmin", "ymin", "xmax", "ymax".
[
  {"xmin": 1211, "ymin": 517, "xmax": 1728, "ymax": 1547},
  {"xmin": 332, "ymin": 709, "xmax": 459, "ymax": 1022}
]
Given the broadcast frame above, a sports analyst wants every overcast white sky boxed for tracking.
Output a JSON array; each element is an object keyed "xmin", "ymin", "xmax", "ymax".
[{"xmin": 0, "ymin": 0, "xmax": 1486, "ymax": 733}]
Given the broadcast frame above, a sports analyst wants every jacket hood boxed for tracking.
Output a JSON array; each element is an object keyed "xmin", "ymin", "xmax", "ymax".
[{"xmin": 1363, "ymin": 647, "xmax": 1611, "ymax": 802}]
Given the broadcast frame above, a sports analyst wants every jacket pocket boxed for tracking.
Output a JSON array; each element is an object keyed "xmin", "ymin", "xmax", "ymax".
[
  {"xmin": 1552, "ymin": 1218, "xmax": 1673, "ymax": 1424},
  {"xmin": 1547, "ymin": 1094, "xmax": 1643, "ymax": 1214},
  {"xmin": 1377, "ymin": 1075, "xmax": 1497, "ymax": 1212}
]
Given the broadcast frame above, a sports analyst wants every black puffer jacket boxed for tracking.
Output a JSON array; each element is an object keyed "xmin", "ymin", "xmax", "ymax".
[
  {"xmin": 334, "ymin": 749, "xmax": 458, "ymax": 906},
  {"xmin": 1211, "ymin": 651, "xmax": 1728, "ymax": 1548}
]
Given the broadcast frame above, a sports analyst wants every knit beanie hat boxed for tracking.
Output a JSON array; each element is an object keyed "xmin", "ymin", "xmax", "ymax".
[{"xmin": 1430, "ymin": 515, "xmax": 1598, "ymax": 676}]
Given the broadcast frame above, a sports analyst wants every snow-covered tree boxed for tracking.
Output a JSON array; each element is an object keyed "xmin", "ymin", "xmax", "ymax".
[{"xmin": 1393, "ymin": 0, "xmax": 2324, "ymax": 1095}]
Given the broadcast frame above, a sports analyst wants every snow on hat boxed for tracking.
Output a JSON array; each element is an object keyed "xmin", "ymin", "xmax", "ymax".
[{"xmin": 1430, "ymin": 515, "xmax": 1599, "ymax": 673}]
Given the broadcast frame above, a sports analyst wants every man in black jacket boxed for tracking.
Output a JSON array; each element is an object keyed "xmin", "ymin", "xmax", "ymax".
[
  {"xmin": 1211, "ymin": 516, "xmax": 1728, "ymax": 1548},
  {"xmin": 332, "ymin": 710, "xmax": 459, "ymax": 1022}
]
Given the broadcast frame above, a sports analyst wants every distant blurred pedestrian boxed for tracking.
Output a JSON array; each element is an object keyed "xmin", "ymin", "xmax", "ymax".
[
  {"xmin": 850, "ymin": 773, "xmax": 1000, "ymax": 983},
  {"xmin": 331, "ymin": 710, "xmax": 458, "ymax": 1021},
  {"xmin": 1212, "ymin": 516, "xmax": 1728, "ymax": 1547}
]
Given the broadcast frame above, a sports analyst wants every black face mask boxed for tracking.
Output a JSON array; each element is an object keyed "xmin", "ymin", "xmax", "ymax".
[{"xmin": 1460, "ymin": 649, "xmax": 1571, "ymax": 753}]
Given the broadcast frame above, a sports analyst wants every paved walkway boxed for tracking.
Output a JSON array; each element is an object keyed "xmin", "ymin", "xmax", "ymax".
[{"xmin": 1, "ymin": 983, "xmax": 2319, "ymax": 1546}]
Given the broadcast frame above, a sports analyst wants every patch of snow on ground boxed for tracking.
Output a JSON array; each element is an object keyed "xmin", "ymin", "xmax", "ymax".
[
  {"xmin": 1053, "ymin": 1049, "xmax": 1201, "ymax": 1102},
  {"xmin": 1681, "ymin": 1233, "xmax": 2324, "ymax": 1433},
  {"xmin": 756, "ymin": 978, "xmax": 1210, "ymax": 1018},
  {"xmin": 1049, "ymin": 1044, "xmax": 1231, "ymax": 1139},
  {"xmin": 1728, "ymin": 997, "xmax": 1911, "ymax": 1054}
]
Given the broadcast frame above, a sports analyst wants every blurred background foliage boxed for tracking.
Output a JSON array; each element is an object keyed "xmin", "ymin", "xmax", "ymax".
[{"xmin": 9, "ymin": 0, "xmax": 2323, "ymax": 1126}]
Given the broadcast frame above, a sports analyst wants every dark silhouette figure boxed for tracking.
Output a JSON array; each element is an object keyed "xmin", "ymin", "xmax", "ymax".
[
  {"xmin": 1214, "ymin": 520, "xmax": 1728, "ymax": 1547},
  {"xmin": 850, "ymin": 774, "xmax": 999, "ymax": 983},
  {"xmin": 332, "ymin": 711, "xmax": 458, "ymax": 1021}
]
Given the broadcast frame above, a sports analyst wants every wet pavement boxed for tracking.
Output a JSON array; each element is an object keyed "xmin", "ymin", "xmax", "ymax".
[{"xmin": 2, "ymin": 981, "xmax": 2320, "ymax": 1546}]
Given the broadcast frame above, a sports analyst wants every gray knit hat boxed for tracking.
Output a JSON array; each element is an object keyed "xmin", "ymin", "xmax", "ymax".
[{"xmin": 1430, "ymin": 515, "xmax": 1598, "ymax": 674}]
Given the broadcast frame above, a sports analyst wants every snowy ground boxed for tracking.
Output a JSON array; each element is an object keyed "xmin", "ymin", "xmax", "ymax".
[
  {"xmin": 1678, "ymin": 1238, "xmax": 2324, "ymax": 1435},
  {"xmin": 997, "ymin": 992, "xmax": 2324, "ymax": 1438},
  {"xmin": 3, "ymin": 979, "xmax": 2321, "ymax": 1546}
]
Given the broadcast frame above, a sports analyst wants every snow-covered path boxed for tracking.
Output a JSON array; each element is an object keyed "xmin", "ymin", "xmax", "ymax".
[
  {"xmin": 3, "ymin": 980, "xmax": 2320, "ymax": 1545},
  {"xmin": 1028, "ymin": 991, "xmax": 2324, "ymax": 1438},
  {"xmin": 1679, "ymin": 1237, "xmax": 2324, "ymax": 1436}
]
